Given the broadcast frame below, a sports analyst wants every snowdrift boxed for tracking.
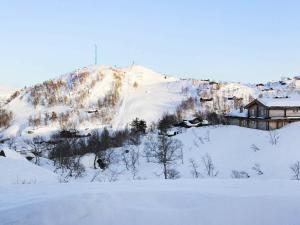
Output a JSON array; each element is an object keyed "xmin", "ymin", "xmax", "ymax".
[{"xmin": 0, "ymin": 149, "xmax": 57, "ymax": 185}]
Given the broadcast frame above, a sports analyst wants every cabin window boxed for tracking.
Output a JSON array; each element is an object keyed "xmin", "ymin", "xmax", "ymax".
[
  {"xmin": 293, "ymin": 109, "xmax": 299, "ymax": 113},
  {"xmin": 259, "ymin": 108, "xmax": 265, "ymax": 116}
]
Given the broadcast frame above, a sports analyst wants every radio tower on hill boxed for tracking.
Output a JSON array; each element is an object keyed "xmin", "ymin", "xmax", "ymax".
[{"xmin": 94, "ymin": 44, "xmax": 98, "ymax": 65}]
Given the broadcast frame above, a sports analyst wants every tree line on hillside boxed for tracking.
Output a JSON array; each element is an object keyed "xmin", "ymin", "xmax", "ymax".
[{"xmin": 0, "ymin": 108, "xmax": 13, "ymax": 128}]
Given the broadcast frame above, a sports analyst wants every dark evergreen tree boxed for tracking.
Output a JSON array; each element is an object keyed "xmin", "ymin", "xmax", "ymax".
[{"xmin": 130, "ymin": 118, "xmax": 147, "ymax": 134}]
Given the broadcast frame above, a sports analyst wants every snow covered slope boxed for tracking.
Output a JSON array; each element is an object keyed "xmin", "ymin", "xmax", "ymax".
[
  {"xmin": 75, "ymin": 123, "xmax": 300, "ymax": 182},
  {"xmin": 1, "ymin": 179, "xmax": 300, "ymax": 225},
  {"xmin": 0, "ymin": 149, "xmax": 57, "ymax": 185}
]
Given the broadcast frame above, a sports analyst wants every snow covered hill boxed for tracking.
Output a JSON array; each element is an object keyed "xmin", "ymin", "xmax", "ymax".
[{"xmin": 1, "ymin": 64, "xmax": 298, "ymax": 139}]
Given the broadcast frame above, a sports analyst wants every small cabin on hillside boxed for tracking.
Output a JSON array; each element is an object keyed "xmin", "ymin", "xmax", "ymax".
[
  {"xmin": 226, "ymin": 98, "xmax": 300, "ymax": 130},
  {"xmin": 200, "ymin": 97, "xmax": 213, "ymax": 102}
]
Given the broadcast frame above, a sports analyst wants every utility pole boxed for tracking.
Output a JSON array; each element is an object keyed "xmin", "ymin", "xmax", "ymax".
[{"xmin": 94, "ymin": 44, "xmax": 98, "ymax": 65}]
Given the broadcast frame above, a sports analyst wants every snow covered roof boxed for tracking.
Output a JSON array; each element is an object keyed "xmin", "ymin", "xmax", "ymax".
[
  {"xmin": 226, "ymin": 109, "xmax": 248, "ymax": 117},
  {"xmin": 259, "ymin": 97, "xmax": 300, "ymax": 107},
  {"xmin": 246, "ymin": 97, "xmax": 300, "ymax": 108}
]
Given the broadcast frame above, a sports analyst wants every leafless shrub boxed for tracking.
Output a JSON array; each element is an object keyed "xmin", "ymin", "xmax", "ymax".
[
  {"xmin": 0, "ymin": 108, "xmax": 13, "ymax": 128},
  {"xmin": 14, "ymin": 177, "xmax": 37, "ymax": 185},
  {"xmin": 121, "ymin": 147, "xmax": 140, "ymax": 179},
  {"xmin": 269, "ymin": 130, "xmax": 279, "ymax": 145},
  {"xmin": 24, "ymin": 136, "xmax": 47, "ymax": 165},
  {"xmin": 176, "ymin": 97, "xmax": 196, "ymax": 118},
  {"xmin": 250, "ymin": 144, "xmax": 260, "ymax": 152},
  {"xmin": 157, "ymin": 113, "xmax": 179, "ymax": 133},
  {"xmin": 6, "ymin": 90, "xmax": 20, "ymax": 104},
  {"xmin": 290, "ymin": 161, "xmax": 300, "ymax": 180},
  {"xmin": 49, "ymin": 139, "xmax": 85, "ymax": 179},
  {"xmin": 205, "ymin": 112, "xmax": 226, "ymax": 125},
  {"xmin": 7, "ymin": 138, "xmax": 17, "ymax": 151},
  {"xmin": 231, "ymin": 170, "xmax": 250, "ymax": 179},
  {"xmin": 166, "ymin": 168, "xmax": 180, "ymax": 179},
  {"xmin": 91, "ymin": 168, "xmax": 124, "ymax": 182},
  {"xmin": 58, "ymin": 112, "xmax": 71, "ymax": 130},
  {"xmin": 189, "ymin": 158, "xmax": 202, "ymax": 178},
  {"xmin": 252, "ymin": 163, "xmax": 263, "ymax": 175},
  {"xmin": 202, "ymin": 153, "xmax": 218, "ymax": 177},
  {"xmin": 204, "ymin": 130, "xmax": 210, "ymax": 142}
]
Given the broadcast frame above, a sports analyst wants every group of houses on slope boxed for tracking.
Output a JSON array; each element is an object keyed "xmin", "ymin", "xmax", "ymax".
[{"xmin": 226, "ymin": 97, "xmax": 300, "ymax": 130}]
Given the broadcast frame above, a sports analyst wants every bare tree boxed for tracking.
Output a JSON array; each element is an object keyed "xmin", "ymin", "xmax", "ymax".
[
  {"xmin": 144, "ymin": 134, "xmax": 183, "ymax": 179},
  {"xmin": 24, "ymin": 136, "xmax": 46, "ymax": 165},
  {"xmin": 290, "ymin": 161, "xmax": 300, "ymax": 180},
  {"xmin": 189, "ymin": 158, "xmax": 202, "ymax": 178},
  {"xmin": 202, "ymin": 153, "xmax": 218, "ymax": 177},
  {"xmin": 121, "ymin": 146, "xmax": 140, "ymax": 179},
  {"xmin": 49, "ymin": 139, "xmax": 85, "ymax": 179}
]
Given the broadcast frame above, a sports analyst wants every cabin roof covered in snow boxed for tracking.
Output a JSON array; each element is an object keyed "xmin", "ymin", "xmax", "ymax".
[
  {"xmin": 226, "ymin": 109, "xmax": 248, "ymax": 117},
  {"xmin": 245, "ymin": 97, "xmax": 300, "ymax": 108}
]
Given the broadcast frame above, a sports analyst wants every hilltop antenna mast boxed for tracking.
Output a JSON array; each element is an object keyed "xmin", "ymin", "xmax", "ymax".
[{"xmin": 94, "ymin": 44, "xmax": 98, "ymax": 65}]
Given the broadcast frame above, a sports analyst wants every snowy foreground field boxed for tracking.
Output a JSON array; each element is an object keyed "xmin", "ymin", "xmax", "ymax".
[
  {"xmin": 1, "ymin": 124, "xmax": 300, "ymax": 225},
  {"xmin": 2, "ymin": 123, "xmax": 300, "ymax": 224},
  {"xmin": 1, "ymin": 179, "xmax": 300, "ymax": 225}
]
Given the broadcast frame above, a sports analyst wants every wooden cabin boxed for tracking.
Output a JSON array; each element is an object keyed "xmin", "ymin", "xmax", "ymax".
[
  {"xmin": 262, "ymin": 87, "xmax": 274, "ymax": 92},
  {"xmin": 279, "ymin": 81, "xmax": 287, "ymax": 85},
  {"xmin": 200, "ymin": 97, "xmax": 213, "ymax": 102},
  {"xmin": 226, "ymin": 98, "xmax": 300, "ymax": 130}
]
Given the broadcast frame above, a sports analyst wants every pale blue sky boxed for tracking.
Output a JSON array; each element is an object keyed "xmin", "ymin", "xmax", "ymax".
[{"xmin": 1, "ymin": 0, "xmax": 300, "ymax": 87}]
